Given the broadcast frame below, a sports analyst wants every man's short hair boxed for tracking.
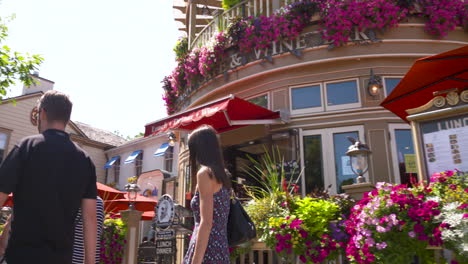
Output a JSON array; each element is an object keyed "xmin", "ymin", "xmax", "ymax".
[{"xmin": 38, "ymin": 90, "xmax": 73, "ymax": 123}]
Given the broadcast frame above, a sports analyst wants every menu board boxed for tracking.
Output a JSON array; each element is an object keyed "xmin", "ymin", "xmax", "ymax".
[{"xmin": 420, "ymin": 113, "xmax": 468, "ymax": 176}]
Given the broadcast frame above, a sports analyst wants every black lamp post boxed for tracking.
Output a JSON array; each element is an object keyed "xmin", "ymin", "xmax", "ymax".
[
  {"xmin": 346, "ymin": 137, "xmax": 372, "ymax": 184},
  {"xmin": 124, "ymin": 183, "xmax": 141, "ymax": 210}
]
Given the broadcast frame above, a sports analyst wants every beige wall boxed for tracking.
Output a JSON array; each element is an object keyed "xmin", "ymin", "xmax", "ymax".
[
  {"xmin": 0, "ymin": 95, "xmax": 39, "ymax": 153},
  {"xmin": 0, "ymin": 94, "xmax": 109, "ymax": 183},
  {"xmin": 81, "ymin": 144, "xmax": 107, "ymax": 183}
]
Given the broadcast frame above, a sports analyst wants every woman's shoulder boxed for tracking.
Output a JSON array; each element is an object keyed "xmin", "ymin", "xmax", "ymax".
[{"xmin": 197, "ymin": 166, "xmax": 212, "ymax": 177}]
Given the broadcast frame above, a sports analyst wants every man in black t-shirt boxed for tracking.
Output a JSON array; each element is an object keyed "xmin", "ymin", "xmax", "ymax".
[{"xmin": 0, "ymin": 91, "xmax": 97, "ymax": 264}]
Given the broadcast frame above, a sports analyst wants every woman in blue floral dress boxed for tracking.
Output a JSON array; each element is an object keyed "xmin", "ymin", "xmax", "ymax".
[{"xmin": 183, "ymin": 125, "xmax": 231, "ymax": 264}]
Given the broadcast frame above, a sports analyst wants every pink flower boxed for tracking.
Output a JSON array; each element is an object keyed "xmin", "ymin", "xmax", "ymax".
[
  {"xmin": 376, "ymin": 242, "xmax": 387, "ymax": 250},
  {"xmin": 289, "ymin": 218, "xmax": 303, "ymax": 229},
  {"xmin": 413, "ymin": 224, "xmax": 424, "ymax": 234},
  {"xmin": 408, "ymin": 231, "xmax": 416, "ymax": 238},
  {"xmin": 376, "ymin": 226, "xmax": 386, "ymax": 233}
]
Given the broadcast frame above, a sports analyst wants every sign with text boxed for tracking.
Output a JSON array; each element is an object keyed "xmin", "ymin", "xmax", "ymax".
[
  {"xmin": 156, "ymin": 229, "xmax": 175, "ymax": 240},
  {"xmin": 420, "ymin": 113, "xmax": 468, "ymax": 176},
  {"xmin": 155, "ymin": 239, "xmax": 175, "ymax": 255},
  {"xmin": 404, "ymin": 154, "xmax": 417, "ymax": 173}
]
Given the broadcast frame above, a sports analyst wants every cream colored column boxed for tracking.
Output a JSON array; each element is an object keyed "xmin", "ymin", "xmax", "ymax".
[{"xmin": 121, "ymin": 209, "xmax": 143, "ymax": 264}]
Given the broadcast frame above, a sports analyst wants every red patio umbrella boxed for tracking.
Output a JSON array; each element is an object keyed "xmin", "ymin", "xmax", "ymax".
[
  {"xmin": 104, "ymin": 193, "xmax": 157, "ymax": 214},
  {"xmin": 97, "ymin": 182, "xmax": 126, "ymax": 201},
  {"xmin": 381, "ymin": 45, "xmax": 468, "ymax": 121},
  {"xmin": 3, "ymin": 183, "xmax": 125, "ymax": 208},
  {"xmin": 114, "ymin": 210, "xmax": 155, "ymax": 221}
]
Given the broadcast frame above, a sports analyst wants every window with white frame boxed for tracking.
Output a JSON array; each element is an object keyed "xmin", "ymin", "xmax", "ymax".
[
  {"xmin": 248, "ymin": 94, "xmax": 269, "ymax": 109},
  {"xmin": 0, "ymin": 132, "xmax": 8, "ymax": 163},
  {"xmin": 325, "ymin": 79, "xmax": 360, "ymax": 110},
  {"xmin": 135, "ymin": 151, "xmax": 143, "ymax": 176},
  {"xmin": 290, "ymin": 79, "xmax": 360, "ymax": 114},
  {"xmin": 114, "ymin": 158, "xmax": 121, "ymax": 185},
  {"xmin": 383, "ymin": 77, "xmax": 403, "ymax": 96},
  {"xmin": 164, "ymin": 146, "xmax": 174, "ymax": 172},
  {"xmin": 301, "ymin": 125, "xmax": 365, "ymax": 194},
  {"xmin": 389, "ymin": 123, "xmax": 417, "ymax": 185},
  {"xmin": 290, "ymin": 84, "xmax": 323, "ymax": 114}
]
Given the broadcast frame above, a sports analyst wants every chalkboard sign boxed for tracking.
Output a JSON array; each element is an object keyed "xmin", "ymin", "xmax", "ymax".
[{"xmin": 419, "ymin": 113, "xmax": 468, "ymax": 176}]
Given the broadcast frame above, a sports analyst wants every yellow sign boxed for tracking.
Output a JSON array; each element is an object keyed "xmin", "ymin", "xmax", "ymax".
[{"xmin": 404, "ymin": 154, "xmax": 418, "ymax": 173}]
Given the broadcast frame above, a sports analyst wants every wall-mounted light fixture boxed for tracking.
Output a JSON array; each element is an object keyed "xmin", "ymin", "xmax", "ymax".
[
  {"xmin": 168, "ymin": 132, "xmax": 176, "ymax": 147},
  {"xmin": 367, "ymin": 69, "xmax": 382, "ymax": 97}
]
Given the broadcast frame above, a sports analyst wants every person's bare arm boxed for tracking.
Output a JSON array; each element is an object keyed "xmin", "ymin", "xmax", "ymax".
[
  {"xmin": 81, "ymin": 198, "xmax": 97, "ymax": 264},
  {"xmin": 191, "ymin": 168, "xmax": 215, "ymax": 264},
  {"xmin": 0, "ymin": 213, "xmax": 12, "ymax": 256}
]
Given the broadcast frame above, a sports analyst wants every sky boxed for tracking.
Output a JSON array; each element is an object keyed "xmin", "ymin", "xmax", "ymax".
[{"xmin": 0, "ymin": 0, "xmax": 180, "ymax": 138}]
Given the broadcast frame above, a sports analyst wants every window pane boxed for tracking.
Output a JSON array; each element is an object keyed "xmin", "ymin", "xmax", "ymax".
[
  {"xmin": 248, "ymin": 95, "xmax": 268, "ymax": 109},
  {"xmin": 0, "ymin": 133, "xmax": 7, "ymax": 164},
  {"xmin": 0, "ymin": 133, "xmax": 6, "ymax": 149},
  {"xmin": 385, "ymin": 78, "xmax": 402, "ymax": 95},
  {"xmin": 395, "ymin": 129, "xmax": 417, "ymax": 185},
  {"xmin": 333, "ymin": 131, "xmax": 359, "ymax": 193},
  {"xmin": 292, "ymin": 85, "xmax": 321, "ymax": 110},
  {"xmin": 326, "ymin": 81, "xmax": 358, "ymax": 106},
  {"xmin": 303, "ymin": 135, "xmax": 324, "ymax": 193}
]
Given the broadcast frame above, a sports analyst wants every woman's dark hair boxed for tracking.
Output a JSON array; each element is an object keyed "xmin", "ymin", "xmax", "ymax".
[{"xmin": 188, "ymin": 125, "xmax": 231, "ymax": 188}]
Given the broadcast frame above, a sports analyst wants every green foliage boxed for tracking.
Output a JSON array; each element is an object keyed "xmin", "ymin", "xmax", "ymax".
[
  {"xmin": 0, "ymin": 16, "xmax": 43, "ymax": 100},
  {"xmin": 222, "ymin": 0, "xmax": 242, "ymax": 10},
  {"xmin": 243, "ymin": 146, "xmax": 300, "ymax": 200},
  {"xmin": 294, "ymin": 197, "xmax": 339, "ymax": 235},
  {"xmin": 99, "ymin": 216, "xmax": 127, "ymax": 264},
  {"xmin": 126, "ymin": 132, "xmax": 144, "ymax": 140},
  {"xmin": 173, "ymin": 37, "xmax": 189, "ymax": 61}
]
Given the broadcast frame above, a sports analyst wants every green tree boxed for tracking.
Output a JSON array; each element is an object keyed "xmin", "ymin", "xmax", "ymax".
[{"xmin": 0, "ymin": 16, "xmax": 43, "ymax": 100}]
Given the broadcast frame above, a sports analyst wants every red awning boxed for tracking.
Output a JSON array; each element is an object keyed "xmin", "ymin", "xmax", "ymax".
[
  {"xmin": 145, "ymin": 95, "xmax": 283, "ymax": 136},
  {"xmin": 381, "ymin": 45, "xmax": 468, "ymax": 121}
]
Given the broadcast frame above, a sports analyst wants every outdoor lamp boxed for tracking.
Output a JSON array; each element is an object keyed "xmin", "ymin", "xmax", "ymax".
[
  {"xmin": 125, "ymin": 183, "xmax": 141, "ymax": 210},
  {"xmin": 367, "ymin": 69, "xmax": 382, "ymax": 96},
  {"xmin": 168, "ymin": 132, "xmax": 176, "ymax": 147},
  {"xmin": 346, "ymin": 137, "xmax": 372, "ymax": 184}
]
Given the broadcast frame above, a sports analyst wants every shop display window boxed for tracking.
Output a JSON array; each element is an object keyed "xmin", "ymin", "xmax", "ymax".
[{"xmin": 301, "ymin": 126, "xmax": 364, "ymax": 194}]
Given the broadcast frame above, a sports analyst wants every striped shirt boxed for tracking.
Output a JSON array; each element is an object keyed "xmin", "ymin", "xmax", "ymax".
[{"xmin": 72, "ymin": 197, "xmax": 105, "ymax": 264}]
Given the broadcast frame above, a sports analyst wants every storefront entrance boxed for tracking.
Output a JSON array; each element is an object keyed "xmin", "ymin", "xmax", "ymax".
[{"xmin": 301, "ymin": 126, "xmax": 365, "ymax": 194}]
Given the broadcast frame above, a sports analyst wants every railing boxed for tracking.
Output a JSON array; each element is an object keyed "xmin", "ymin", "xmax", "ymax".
[
  {"xmin": 190, "ymin": 0, "xmax": 302, "ymax": 49},
  {"xmin": 231, "ymin": 240, "xmax": 346, "ymax": 264},
  {"xmin": 231, "ymin": 241, "xmax": 289, "ymax": 264},
  {"xmin": 232, "ymin": 241, "xmax": 451, "ymax": 264}
]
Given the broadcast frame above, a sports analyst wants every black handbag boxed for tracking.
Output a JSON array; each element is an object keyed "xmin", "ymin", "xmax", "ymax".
[{"xmin": 227, "ymin": 197, "xmax": 257, "ymax": 247}]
